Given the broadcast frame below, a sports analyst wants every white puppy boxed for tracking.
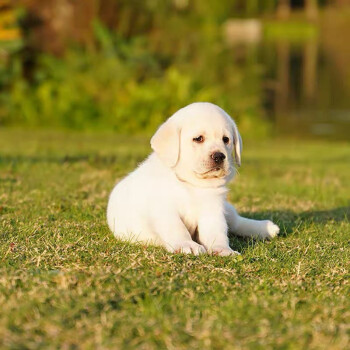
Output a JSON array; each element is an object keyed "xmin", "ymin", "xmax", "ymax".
[{"xmin": 107, "ymin": 102, "xmax": 279, "ymax": 256}]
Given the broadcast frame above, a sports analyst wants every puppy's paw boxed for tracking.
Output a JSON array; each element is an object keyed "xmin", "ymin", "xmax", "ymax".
[
  {"xmin": 260, "ymin": 220, "xmax": 280, "ymax": 240},
  {"xmin": 168, "ymin": 241, "xmax": 207, "ymax": 255},
  {"xmin": 210, "ymin": 246, "xmax": 241, "ymax": 257}
]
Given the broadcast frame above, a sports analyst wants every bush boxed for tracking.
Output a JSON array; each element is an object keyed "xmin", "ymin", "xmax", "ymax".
[{"xmin": 0, "ymin": 18, "xmax": 271, "ymax": 137}]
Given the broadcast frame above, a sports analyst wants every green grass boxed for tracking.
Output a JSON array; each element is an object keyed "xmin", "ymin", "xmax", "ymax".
[{"xmin": 0, "ymin": 129, "xmax": 349, "ymax": 349}]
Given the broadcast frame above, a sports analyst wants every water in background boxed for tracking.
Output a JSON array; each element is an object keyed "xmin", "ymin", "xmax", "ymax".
[
  {"xmin": 259, "ymin": 21, "xmax": 349, "ymax": 140},
  {"xmin": 263, "ymin": 41, "xmax": 350, "ymax": 141}
]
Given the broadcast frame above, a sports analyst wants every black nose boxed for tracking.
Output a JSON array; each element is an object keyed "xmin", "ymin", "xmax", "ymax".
[{"xmin": 211, "ymin": 152, "xmax": 226, "ymax": 164}]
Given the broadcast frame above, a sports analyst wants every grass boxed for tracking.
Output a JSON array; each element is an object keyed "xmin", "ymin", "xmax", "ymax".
[{"xmin": 0, "ymin": 128, "xmax": 349, "ymax": 349}]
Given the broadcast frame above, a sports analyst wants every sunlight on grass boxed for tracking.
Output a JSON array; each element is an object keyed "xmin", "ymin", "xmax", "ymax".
[{"xmin": 0, "ymin": 129, "xmax": 349, "ymax": 349}]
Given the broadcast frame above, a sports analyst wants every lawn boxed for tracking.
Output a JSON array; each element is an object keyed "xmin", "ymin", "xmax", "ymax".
[{"xmin": 0, "ymin": 129, "xmax": 349, "ymax": 349}]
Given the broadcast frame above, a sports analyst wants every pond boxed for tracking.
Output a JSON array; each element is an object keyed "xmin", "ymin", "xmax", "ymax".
[
  {"xmin": 261, "ymin": 24, "xmax": 350, "ymax": 141},
  {"xmin": 262, "ymin": 42, "xmax": 350, "ymax": 141},
  {"xmin": 225, "ymin": 17, "xmax": 350, "ymax": 141}
]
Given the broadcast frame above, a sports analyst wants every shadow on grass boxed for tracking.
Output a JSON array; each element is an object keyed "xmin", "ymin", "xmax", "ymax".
[{"xmin": 229, "ymin": 206, "xmax": 350, "ymax": 253}]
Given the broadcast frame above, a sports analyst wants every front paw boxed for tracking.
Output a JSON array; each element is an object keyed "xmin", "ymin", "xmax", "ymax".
[
  {"xmin": 260, "ymin": 220, "xmax": 280, "ymax": 240},
  {"xmin": 210, "ymin": 245, "xmax": 241, "ymax": 256},
  {"xmin": 167, "ymin": 241, "xmax": 207, "ymax": 255}
]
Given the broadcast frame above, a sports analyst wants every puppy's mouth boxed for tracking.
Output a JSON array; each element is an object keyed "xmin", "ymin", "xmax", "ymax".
[{"xmin": 195, "ymin": 167, "xmax": 227, "ymax": 179}]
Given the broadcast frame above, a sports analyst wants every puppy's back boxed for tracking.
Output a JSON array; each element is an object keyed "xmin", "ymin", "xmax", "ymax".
[{"xmin": 106, "ymin": 154, "xmax": 170, "ymax": 244}]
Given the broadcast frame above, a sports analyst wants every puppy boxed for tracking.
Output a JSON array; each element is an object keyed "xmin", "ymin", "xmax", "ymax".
[{"xmin": 107, "ymin": 102, "xmax": 279, "ymax": 255}]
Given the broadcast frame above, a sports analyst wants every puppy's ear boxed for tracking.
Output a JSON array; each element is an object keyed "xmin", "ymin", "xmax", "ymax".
[
  {"xmin": 231, "ymin": 120, "xmax": 242, "ymax": 167},
  {"xmin": 151, "ymin": 119, "xmax": 181, "ymax": 167}
]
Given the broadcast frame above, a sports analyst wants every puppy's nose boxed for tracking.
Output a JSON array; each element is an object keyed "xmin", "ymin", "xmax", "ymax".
[{"xmin": 211, "ymin": 152, "xmax": 226, "ymax": 164}]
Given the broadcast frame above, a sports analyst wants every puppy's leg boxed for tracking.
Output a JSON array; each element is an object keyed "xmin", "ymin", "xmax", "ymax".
[
  {"xmin": 224, "ymin": 202, "xmax": 279, "ymax": 240},
  {"xmin": 197, "ymin": 204, "xmax": 240, "ymax": 256},
  {"xmin": 152, "ymin": 212, "xmax": 206, "ymax": 255}
]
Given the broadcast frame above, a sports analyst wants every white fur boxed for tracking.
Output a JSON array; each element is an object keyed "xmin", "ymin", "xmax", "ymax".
[{"xmin": 107, "ymin": 102, "xmax": 279, "ymax": 255}]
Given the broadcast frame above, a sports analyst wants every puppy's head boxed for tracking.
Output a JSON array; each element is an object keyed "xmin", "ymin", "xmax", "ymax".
[{"xmin": 151, "ymin": 102, "xmax": 242, "ymax": 187}]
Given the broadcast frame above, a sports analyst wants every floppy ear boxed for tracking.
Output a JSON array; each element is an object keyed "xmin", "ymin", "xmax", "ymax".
[
  {"xmin": 231, "ymin": 120, "xmax": 242, "ymax": 167},
  {"xmin": 151, "ymin": 118, "xmax": 181, "ymax": 168}
]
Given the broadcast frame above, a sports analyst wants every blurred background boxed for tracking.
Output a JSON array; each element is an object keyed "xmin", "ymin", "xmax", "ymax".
[{"xmin": 1, "ymin": 0, "xmax": 350, "ymax": 140}]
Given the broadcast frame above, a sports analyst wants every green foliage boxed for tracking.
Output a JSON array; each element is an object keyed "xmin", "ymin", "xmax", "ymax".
[
  {"xmin": 0, "ymin": 18, "xmax": 270, "ymax": 137},
  {"xmin": 0, "ymin": 130, "xmax": 349, "ymax": 348}
]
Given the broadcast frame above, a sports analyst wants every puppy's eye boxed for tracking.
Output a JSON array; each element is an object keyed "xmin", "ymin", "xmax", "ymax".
[
  {"xmin": 223, "ymin": 136, "xmax": 229, "ymax": 144},
  {"xmin": 193, "ymin": 135, "xmax": 204, "ymax": 143}
]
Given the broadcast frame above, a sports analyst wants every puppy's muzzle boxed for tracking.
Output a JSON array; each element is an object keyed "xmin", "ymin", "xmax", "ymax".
[{"xmin": 211, "ymin": 152, "xmax": 226, "ymax": 165}]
